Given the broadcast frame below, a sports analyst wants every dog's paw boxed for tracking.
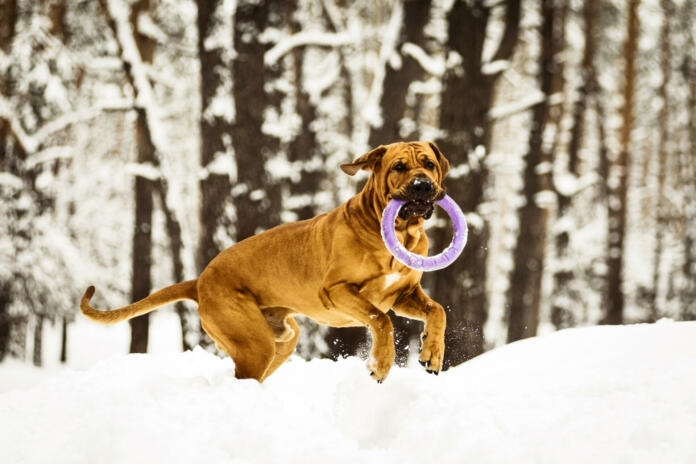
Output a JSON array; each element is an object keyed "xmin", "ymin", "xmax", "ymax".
[
  {"xmin": 419, "ymin": 332, "xmax": 444, "ymax": 374},
  {"xmin": 367, "ymin": 351, "xmax": 394, "ymax": 384}
]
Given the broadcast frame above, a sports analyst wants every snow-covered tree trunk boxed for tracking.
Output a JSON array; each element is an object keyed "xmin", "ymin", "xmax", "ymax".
[
  {"xmin": 605, "ymin": 0, "xmax": 640, "ymax": 325},
  {"xmin": 0, "ymin": 0, "xmax": 19, "ymax": 361},
  {"xmin": 286, "ymin": 2, "xmax": 321, "ymax": 222},
  {"xmin": 649, "ymin": 0, "xmax": 673, "ymax": 321},
  {"xmin": 231, "ymin": 0, "xmax": 283, "ymax": 242},
  {"xmin": 430, "ymin": 0, "xmax": 520, "ymax": 367},
  {"xmin": 682, "ymin": 1, "xmax": 696, "ymax": 320},
  {"xmin": 366, "ymin": 0, "xmax": 432, "ymax": 365},
  {"xmin": 197, "ymin": 0, "xmax": 234, "ymax": 273},
  {"xmin": 551, "ymin": 0, "xmax": 597, "ymax": 330},
  {"xmin": 506, "ymin": 0, "xmax": 559, "ymax": 343},
  {"xmin": 101, "ymin": 0, "xmax": 196, "ymax": 352},
  {"xmin": 367, "ymin": 0, "xmax": 431, "ymax": 147}
]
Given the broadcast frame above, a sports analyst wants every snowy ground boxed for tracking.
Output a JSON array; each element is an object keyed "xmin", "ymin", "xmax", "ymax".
[{"xmin": 1, "ymin": 320, "xmax": 695, "ymax": 464}]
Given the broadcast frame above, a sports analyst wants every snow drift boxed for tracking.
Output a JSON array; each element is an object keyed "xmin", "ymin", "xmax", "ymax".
[{"xmin": 1, "ymin": 321, "xmax": 695, "ymax": 464}]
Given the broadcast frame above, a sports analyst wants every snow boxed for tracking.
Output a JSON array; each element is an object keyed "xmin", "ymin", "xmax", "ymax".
[{"xmin": 2, "ymin": 321, "xmax": 695, "ymax": 464}]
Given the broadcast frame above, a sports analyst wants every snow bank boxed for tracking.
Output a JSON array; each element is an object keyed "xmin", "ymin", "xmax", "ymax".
[{"xmin": 1, "ymin": 321, "xmax": 695, "ymax": 464}]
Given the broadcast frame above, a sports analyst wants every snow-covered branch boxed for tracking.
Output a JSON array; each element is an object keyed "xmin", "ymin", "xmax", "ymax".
[
  {"xmin": 0, "ymin": 172, "xmax": 24, "ymax": 190},
  {"xmin": 1, "ymin": 96, "xmax": 133, "ymax": 156},
  {"xmin": 126, "ymin": 162, "xmax": 161, "ymax": 180},
  {"xmin": 488, "ymin": 91, "xmax": 546, "ymax": 121},
  {"xmin": 481, "ymin": 59, "xmax": 510, "ymax": 76},
  {"xmin": 401, "ymin": 42, "xmax": 445, "ymax": 77},
  {"xmin": 264, "ymin": 31, "xmax": 355, "ymax": 66}
]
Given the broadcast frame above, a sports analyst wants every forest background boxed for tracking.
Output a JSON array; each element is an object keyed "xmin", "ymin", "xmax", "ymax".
[{"xmin": 1, "ymin": 0, "xmax": 695, "ymax": 370}]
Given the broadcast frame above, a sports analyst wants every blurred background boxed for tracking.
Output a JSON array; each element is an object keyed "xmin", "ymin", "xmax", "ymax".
[{"xmin": 1, "ymin": 0, "xmax": 694, "ymax": 371}]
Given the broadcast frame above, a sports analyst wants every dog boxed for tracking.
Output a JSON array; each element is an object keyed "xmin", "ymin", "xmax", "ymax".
[{"xmin": 81, "ymin": 141, "xmax": 450, "ymax": 383}]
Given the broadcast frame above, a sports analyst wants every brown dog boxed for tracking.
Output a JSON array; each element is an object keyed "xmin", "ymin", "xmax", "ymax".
[{"xmin": 81, "ymin": 141, "xmax": 450, "ymax": 383}]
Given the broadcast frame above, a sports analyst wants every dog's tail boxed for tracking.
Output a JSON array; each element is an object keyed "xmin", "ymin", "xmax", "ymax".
[{"xmin": 80, "ymin": 280, "xmax": 198, "ymax": 324}]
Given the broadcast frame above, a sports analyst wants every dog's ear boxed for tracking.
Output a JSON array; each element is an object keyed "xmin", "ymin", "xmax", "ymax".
[
  {"xmin": 429, "ymin": 142, "xmax": 450, "ymax": 178},
  {"xmin": 341, "ymin": 145, "xmax": 388, "ymax": 176}
]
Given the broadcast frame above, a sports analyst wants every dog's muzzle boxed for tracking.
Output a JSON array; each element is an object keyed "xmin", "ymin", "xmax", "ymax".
[{"xmin": 393, "ymin": 178, "xmax": 444, "ymax": 220}]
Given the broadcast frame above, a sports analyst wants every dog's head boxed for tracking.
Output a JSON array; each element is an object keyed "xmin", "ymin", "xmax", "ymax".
[{"xmin": 341, "ymin": 141, "xmax": 449, "ymax": 220}]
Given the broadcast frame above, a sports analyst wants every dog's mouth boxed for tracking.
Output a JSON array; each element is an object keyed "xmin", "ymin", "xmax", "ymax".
[{"xmin": 397, "ymin": 199, "xmax": 435, "ymax": 220}]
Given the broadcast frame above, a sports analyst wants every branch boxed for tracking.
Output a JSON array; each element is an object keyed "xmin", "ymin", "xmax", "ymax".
[
  {"xmin": 264, "ymin": 31, "xmax": 354, "ymax": 66},
  {"xmin": 401, "ymin": 42, "xmax": 445, "ymax": 77},
  {"xmin": 488, "ymin": 90, "xmax": 545, "ymax": 121}
]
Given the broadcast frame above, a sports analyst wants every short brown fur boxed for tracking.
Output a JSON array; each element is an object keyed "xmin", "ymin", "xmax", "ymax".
[{"xmin": 81, "ymin": 141, "xmax": 450, "ymax": 383}]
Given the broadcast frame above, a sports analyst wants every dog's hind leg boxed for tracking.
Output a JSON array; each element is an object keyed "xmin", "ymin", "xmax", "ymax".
[
  {"xmin": 198, "ymin": 285, "xmax": 276, "ymax": 382},
  {"xmin": 263, "ymin": 316, "xmax": 300, "ymax": 380}
]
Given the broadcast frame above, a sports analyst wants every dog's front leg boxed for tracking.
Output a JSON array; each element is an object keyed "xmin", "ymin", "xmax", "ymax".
[
  {"xmin": 321, "ymin": 283, "xmax": 395, "ymax": 383},
  {"xmin": 393, "ymin": 285, "xmax": 446, "ymax": 374}
]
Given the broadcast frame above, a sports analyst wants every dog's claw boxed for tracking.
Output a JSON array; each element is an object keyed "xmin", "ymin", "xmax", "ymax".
[
  {"xmin": 426, "ymin": 369, "xmax": 439, "ymax": 376},
  {"xmin": 419, "ymin": 360, "xmax": 429, "ymax": 368}
]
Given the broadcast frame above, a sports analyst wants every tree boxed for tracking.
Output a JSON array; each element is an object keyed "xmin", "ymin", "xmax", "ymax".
[
  {"xmin": 430, "ymin": 0, "xmax": 521, "ymax": 367},
  {"xmin": 506, "ymin": 0, "xmax": 561, "ymax": 342},
  {"xmin": 196, "ymin": 0, "xmax": 234, "ymax": 275},
  {"xmin": 101, "ymin": 0, "xmax": 194, "ymax": 352},
  {"xmin": 231, "ymin": 0, "xmax": 283, "ymax": 242},
  {"xmin": 551, "ymin": 0, "xmax": 598, "ymax": 329},
  {"xmin": 604, "ymin": 0, "xmax": 640, "ymax": 325},
  {"xmin": 683, "ymin": 0, "xmax": 696, "ymax": 320},
  {"xmin": 649, "ymin": 0, "xmax": 674, "ymax": 321}
]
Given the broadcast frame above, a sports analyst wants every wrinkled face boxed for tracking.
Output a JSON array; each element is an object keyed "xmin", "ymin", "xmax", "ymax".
[{"xmin": 341, "ymin": 141, "xmax": 450, "ymax": 220}]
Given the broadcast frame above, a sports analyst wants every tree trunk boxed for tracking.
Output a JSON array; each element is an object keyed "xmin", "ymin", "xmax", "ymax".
[
  {"xmin": 506, "ymin": 0, "xmax": 558, "ymax": 343},
  {"xmin": 286, "ymin": 1, "xmax": 321, "ymax": 223},
  {"xmin": 60, "ymin": 316, "xmax": 68, "ymax": 363},
  {"xmin": 551, "ymin": 0, "xmax": 595, "ymax": 329},
  {"xmin": 363, "ymin": 0, "xmax": 432, "ymax": 366},
  {"xmin": 127, "ymin": 0, "xmax": 155, "ymax": 353},
  {"xmin": 32, "ymin": 315, "xmax": 44, "ymax": 366},
  {"xmin": 605, "ymin": 0, "xmax": 640, "ymax": 325},
  {"xmin": 129, "ymin": 108, "xmax": 155, "ymax": 354},
  {"xmin": 0, "ymin": 282, "xmax": 10, "ymax": 361},
  {"xmin": 430, "ymin": 0, "xmax": 520, "ymax": 367},
  {"xmin": 0, "ymin": 0, "xmax": 18, "ymax": 360},
  {"xmin": 0, "ymin": 0, "xmax": 17, "ymax": 55},
  {"xmin": 196, "ymin": 0, "xmax": 233, "ymax": 273},
  {"xmin": 650, "ymin": 0, "xmax": 673, "ymax": 321},
  {"xmin": 682, "ymin": 2, "xmax": 696, "ymax": 320},
  {"xmin": 231, "ymin": 0, "xmax": 283, "ymax": 242}
]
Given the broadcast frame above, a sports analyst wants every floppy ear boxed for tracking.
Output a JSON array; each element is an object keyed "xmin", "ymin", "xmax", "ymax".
[
  {"xmin": 429, "ymin": 142, "xmax": 450, "ymax": 178},
  {"xmin": 340, "ymin": 145, "xmax": 388, "ymax": 176}
]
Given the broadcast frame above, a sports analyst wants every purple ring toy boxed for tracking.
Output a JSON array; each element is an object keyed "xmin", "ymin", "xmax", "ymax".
[{"xmin": 381, "ymin": 194, "xmax": 468, "ymax": 272}]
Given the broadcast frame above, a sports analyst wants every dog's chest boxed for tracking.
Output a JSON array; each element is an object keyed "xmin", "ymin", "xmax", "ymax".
[
  {"xmin": 366, "ymin": 268, "xmax": 415, "ymax": 312},
  {"xmin": 382, "ymin": 272, "xmax": 403, "ymax": 290}
]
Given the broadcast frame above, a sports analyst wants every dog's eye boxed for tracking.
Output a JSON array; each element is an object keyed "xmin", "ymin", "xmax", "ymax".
[
  {"xmin": 424, "ymin": 160, "xmax": 436, "ymax": 170},
  {"xmin": 392, "ymin": 163, "xmax": 407, "ymax": 172}
]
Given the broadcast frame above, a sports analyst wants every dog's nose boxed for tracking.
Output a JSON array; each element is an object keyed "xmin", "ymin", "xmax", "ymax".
[{"xmin": 409, "ymin": 177, "xmax": 434, "ymax": 198}]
